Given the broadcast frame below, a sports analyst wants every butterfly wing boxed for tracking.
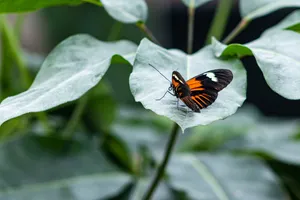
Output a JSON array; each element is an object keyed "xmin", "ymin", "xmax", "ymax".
[{"xmin": 186, "ymin": 69, "xmax": 233, "ymax": 109}]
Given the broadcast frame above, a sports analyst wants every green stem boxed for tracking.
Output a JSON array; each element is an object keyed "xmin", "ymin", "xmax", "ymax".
[
  {"xmin": 136, "ymin": 23, "xmax": 160, "ymax": 45},
  {"xmin": 0, "ymin": 15, "xmax": 52, "ymax": 133},
  {"xmin": 222, "ymin": 19, "xmax": 250, "ymax": 44},
  {"xmin": 62, "ymin": 95, "xmax": 89, "ymax": 138},
  {"xmin": 107, "ymin": 21, "xmax": 122, "ymax": 41},
  {"xmin": 187, "ymin": 3, "xmax": 195, "ymax": 54},
  {"xmin": 142, "ymin": 123, "xmax": 179, "ymax": 200},
  {"xmin": 0, "ymin": 15, "xmax": 30, "ymax": 88},
  {"xmin": 205, "ymin": 0, "xmax": 234, "ymax": 44}
]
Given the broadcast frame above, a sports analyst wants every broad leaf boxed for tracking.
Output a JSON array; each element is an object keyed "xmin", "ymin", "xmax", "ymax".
[
  {"xmin": 129, "ymin": 180, "xmax": 174, "ymax": 200},
  {"xmin": 220, "ymin": 117, "xmax": 300, "ymax": 165},
  {"xmin": 212, "ymin": 30, "xmax": 300, "ymax": 99},
  {"xmin": 130, "ymin": 38, "xmax": 246, "ymax": 131},
  {"xmin": 181, "ymin": 0, "xmax": 212, "ymax": 8},
  {"xmin": 0, "ymin": 135, "xmax": 131, "ymax": 200},
  {"xmin": 101, "ymin": 0, "xmax": 148, "ymax": 23},
  {"xmin": 240, "ymin": 0, "xmax": 300, "ymax": 20},
  {"xmin": 168, "ymin": 154, "xmax": 288, "ymax": 200},
  {"xmin": 263, "ymin": 10, "xmax": 300, "ymax": 36},
  {"xmin": 0, "ymin": 34, "xmax": 137, "ymax": 126}
]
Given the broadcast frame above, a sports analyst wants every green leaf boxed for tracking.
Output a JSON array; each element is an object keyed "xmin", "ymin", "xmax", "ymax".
[
  {"xmin": 0, "ymin": 34, "xmax": 137, "ymax": 126},
  {"xmin": 129, "ymin": 38, "xmax": 246, "ymax": 131},
  {"xmin": 180, "ymin": 104, "xmax": 260, "ymax": 152},
  {"xmin": 263, "ymin": 10, "xmax": 300, "ymax": 36},
  {"xmin": 240, "ymin": 0, "xmax": 300, "ymax": 20},
  {"xmin": 0, "ymin": 135, "xmax": 131, "ymax": 199},
  {"xmin": 181, "ymin": 0, "xmax": 212, "ymax": 8},
  {"xmin": 221, "ymin": 117, "xmax": 300, "ymax": 165},
  {"xmin": 101, "ymin": 0, "xmax": 148, "ymax": 23},
  {"xmin": 0, "ymin": 0, "xmax": 82, "ymax": 13},
  {"xmin": 168, "ymin": 154, "xmax": 288, "ymax": 200},
  {"xmin": 212, "ymin": 30, "xmax": 300, "ymax": 99}
]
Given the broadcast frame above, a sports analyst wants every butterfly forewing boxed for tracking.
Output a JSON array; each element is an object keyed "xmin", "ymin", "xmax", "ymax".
[{"xmin": 184, "ymin": 69, "xmax": 233, "ymax": 111}]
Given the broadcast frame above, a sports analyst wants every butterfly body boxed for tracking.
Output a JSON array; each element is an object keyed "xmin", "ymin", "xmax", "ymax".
[{"xmin": 170, "ymin": 69, "xmax": 233, "ymax": 113}]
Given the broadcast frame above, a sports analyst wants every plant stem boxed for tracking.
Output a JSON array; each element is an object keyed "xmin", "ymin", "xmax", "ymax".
[
  {"xmin": 107, "ymin": 21, "xmax": 122, "ymax": 41},
  {"xmin": 62, "ymin": 95, "xmax": 89, "ymax": 138},
  {"xmin": 0, "ymin": 15, "xmax": 52, "ymax": 133},
  {"xmin": 205, "ymin": 0, "xmax": 234, "ymax": 44},
  {"xmin": 142, "ymin": 123, "xmax": 179, "ymax": 200},
  {"xmin": 222, "ymin": 18, "xmax": 249, "ymax": 44},
  {"xmin": 187, "ymin": 2, "xmax": 195, "ymax": 54},
  {"xmin": 136, "ymin": 23, "xmax": 160, "ymax": 45}
]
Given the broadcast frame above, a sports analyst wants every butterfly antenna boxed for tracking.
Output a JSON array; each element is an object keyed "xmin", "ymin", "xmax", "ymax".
[{"xmin": 148, "ymin": 64, "xmax": 171, "ymax": 83}]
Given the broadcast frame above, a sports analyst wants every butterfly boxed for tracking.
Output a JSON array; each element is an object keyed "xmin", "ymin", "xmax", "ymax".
[{"xmin": 149, "ymin": 64, "xmax": 233, "ymax": 113}]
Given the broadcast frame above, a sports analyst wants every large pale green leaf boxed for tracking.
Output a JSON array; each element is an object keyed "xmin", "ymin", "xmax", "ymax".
[
  {"xmin": 101, "ymin": 0, "xmax": 148, "ymax": 23},
  {"xmin": 129, "ymin": 180, "xmax": 174, "ymax": 200},
  {"xmin": 168, "ymin": 154, "xmax": 288, "ymax": 200},
  {"xmin": 262, "ymin": 10, "xmax": 300, "ymax": 36},
  {"xmin": 129, "ymin": 38, "xmax": 246, "ymax": 131},
  {"xmin": 0, "ymin": 135, "xmax": 131, "ymax": 200},
  {"xmin": 220, "ymin": 117, "xmax": 300, "ymax": 165},
  {"xmin": 240, "ymin": 0, "xmax": 300, "ymax": 20},
  {"xmin": 0, "ymin": 34, "xmax": 137, "ymax": 126},
  {"xmin": 181, "ymin": 0, "xmax": 212, "ymax": 8},
  {"xmin": 212, "ymin": 30, "xmax": 300, "ymax": 99}
]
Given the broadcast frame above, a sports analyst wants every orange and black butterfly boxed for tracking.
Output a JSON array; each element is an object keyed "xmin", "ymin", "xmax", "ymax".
[{"xmin": 149, "ymin": 64, "xmax": 233, "ymax": 113}]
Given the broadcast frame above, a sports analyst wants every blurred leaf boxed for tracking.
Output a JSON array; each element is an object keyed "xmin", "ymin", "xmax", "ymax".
[
  {"xmin": 0, "ymin": 135, "xmax": 131, "ymax": 200},
  {"xmin": 180, "ymin": 0, "xmax": 212, "ymax": 8},
  {"xmin": 220, "ymin": 117, "xmax": 300, "ymax": 165},
  {"xmin": 129, "ymin": 180, "xmax": 174, "ymax": 200},
  {"xmin": 0, "ymin": 34, "xmax": 137, "ymax": 126},
  {"xmin": 83, "ymin": 82, "xmax": 117, "ymax": 132},
  {"xmin": 239, "ymin": 0, "xmax": 300, "ymax": 20},
  {"xmin": 130, "ymin": 38, "xmax": 246, "ymax": 131},
  {"xmin": 262, "ymin": 10, "xmax": 300, "ymax": 36},
  {"xmin": 180, "ymin": 104, "xmax": 260, "ymax": 152},
  {"xmin": 212, "ymin": 30, "xmax": 300, "ymax": 99},
  {"xmin": 168, "ymin": 153, "xmax": 289, "ymax": 200},
  {"xmin": 101, "ymin": 0, "xmax": 148, "ymax": 23},
  {"xmin": 0, "ymin": 0, "xmax": 84, "ymax": 13}
]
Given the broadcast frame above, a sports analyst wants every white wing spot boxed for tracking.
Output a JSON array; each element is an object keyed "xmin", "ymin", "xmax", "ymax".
[{"xmin": 204, "ymin": 72, "xmax": 218, "ymax": 82}]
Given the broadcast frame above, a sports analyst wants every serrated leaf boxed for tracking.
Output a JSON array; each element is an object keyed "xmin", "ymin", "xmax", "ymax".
[
  {"xmin": 212, "ymin": 30, "xmax": 300, "ymax": 99},
  {"xmin": 101, "ymin": 0, "xmax": 148, "ymax": 23},
  {"xmin": 240, "ymin": 0, "xmax": 300, "ymax": 20},
  {"xmin": 0, "ymin": 34, "xmax": 137, "ymax": 126},
  {"xmin": 263, "ymin": 10, "xmax": 300, "ymax": 36},
  {"xmin": 181, "ymin": 0, "xmax": 212, "ymax": 8},
  {"xmin": 129, "ymin": 38, "xmax": 246, "ymax": 131},
  {"xmin": 168, "ymin": 154, "xmax": 288, "ymax": 200},
  {"xmin": 0, "ymin": 135, "xmax": 131, "ymax": 200}
]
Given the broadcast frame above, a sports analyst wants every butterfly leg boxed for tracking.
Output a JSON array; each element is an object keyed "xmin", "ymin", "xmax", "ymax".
[{"xmin": 156, "ymin": 91, "xmax": 175, "ymax": 101}]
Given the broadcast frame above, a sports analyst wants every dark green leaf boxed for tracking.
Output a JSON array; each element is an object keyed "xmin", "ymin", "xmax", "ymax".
[
  {"xmin": 0, "ymin": 135, "xmax": 131, "ymax": 200},
  {"xmin": 130, "ymin": 38, "xmax": 246, "ymax": 131},
  {"xmin": 0, "ymin": 34, "xmax": 137, "ymax": 126},
  {"xmin": 168, "ymin": 153, "xmax": 289, "ymax": 200}
]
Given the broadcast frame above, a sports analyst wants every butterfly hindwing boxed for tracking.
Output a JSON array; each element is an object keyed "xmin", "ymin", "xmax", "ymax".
[{"xmin": 186, "ymin": 69, "xmax": 233, "ymax": 110}]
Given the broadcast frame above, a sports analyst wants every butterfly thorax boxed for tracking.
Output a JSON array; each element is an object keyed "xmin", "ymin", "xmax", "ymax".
[{"xmin": 171, "ymin": 71, "xmax": 191, "ymax": 98}]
